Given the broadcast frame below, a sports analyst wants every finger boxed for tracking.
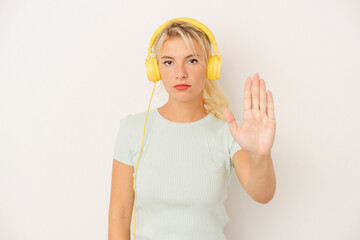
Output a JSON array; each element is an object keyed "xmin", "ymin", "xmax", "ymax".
[
  {"xmin": 259, "ymin": 78, "xmax": 267, "ymax": 114},
  {"xmin": 224, "ymin": 108, "xmax": 238, "ymax": 135},
  {"xmin": 266, "ymin": 90, "xmax": 275, "ymax": 121},
  {"xmin": 243, "ymin": 76, "xmax": 252, "ymax": 111},
  {"xmin": 252, "ymin": 73, "xmax": 260, "ymax": 110}
]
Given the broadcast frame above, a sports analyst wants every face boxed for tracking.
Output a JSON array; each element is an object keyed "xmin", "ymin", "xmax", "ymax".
[{"xmin": 158, "ymin": 36, "xmax": 207, "ymax": 104}]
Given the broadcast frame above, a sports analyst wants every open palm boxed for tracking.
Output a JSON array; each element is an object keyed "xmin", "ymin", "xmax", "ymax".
[{"xmin": 224, "ymin": 73, "xmax": 276, "ymax": 157}]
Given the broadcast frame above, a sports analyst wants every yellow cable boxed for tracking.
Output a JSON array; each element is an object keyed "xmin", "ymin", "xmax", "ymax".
[{"xmin": 133, "ymin": 80, "xmax": 157, "ymax": 240}]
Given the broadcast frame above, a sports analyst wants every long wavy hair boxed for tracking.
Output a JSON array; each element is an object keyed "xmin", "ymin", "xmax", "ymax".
[{"xmin": 152, "ymin": 20, "xmax": 230, "ymax": 121}]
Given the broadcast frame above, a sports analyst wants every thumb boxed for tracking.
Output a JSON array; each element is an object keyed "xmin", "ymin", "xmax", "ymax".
[{"xmin": 224, "ymin": 108, "xmax": 238, "ymax": 134}]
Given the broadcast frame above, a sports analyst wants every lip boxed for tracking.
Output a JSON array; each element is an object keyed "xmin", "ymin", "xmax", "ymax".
[
  {"xmin": 174, "ymin": 84, "xmax": 191, "ymax": 87},
  {"xmin": 174, "ymin": 84, "xmax": 191, "ymax": 91}
]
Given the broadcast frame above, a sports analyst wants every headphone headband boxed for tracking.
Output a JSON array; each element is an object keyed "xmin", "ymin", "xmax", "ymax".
[{"xmin": 146, "ymin": 17, "xmax": 219, "ymax": 57}]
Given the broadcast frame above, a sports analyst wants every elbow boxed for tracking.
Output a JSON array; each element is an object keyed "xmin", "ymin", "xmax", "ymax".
[
  {"xmin": 254, "ymin": 188, "xmax": 276, "ymax": 204},
  {"xmin": 255, "ymin": 195, "xmax": 274, "ymax": 204},
  {"xmin": 256, "ymin": 197, "xmax": 273, "ymax": 204}
]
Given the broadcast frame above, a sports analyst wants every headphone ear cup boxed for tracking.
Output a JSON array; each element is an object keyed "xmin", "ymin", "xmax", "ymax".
[
  {"xmin": 145, "ymin": 57, "xmax": 161, "ymax": 82},
  {"xmin": 207, "ymin": 55, "xmax": 221, "ymax": 80}
]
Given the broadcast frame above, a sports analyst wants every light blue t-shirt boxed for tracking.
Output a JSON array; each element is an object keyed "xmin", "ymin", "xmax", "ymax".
[{"xmin": 113, "ymin": 108, "xmax": 242, "ymax": 240}]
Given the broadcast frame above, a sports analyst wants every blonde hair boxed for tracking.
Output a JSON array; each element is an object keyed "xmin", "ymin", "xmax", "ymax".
[{"xmin": 152, "ymin": 21, "xmax": 230, "ymax": 121}]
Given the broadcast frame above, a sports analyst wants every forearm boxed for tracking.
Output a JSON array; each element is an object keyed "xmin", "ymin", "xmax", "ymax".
[
  {"xmin": 108, "ymin": 216, "xmax": 131, "ymax": 240},
  {"xmin": 247, "ymin": 153, "xmax": 276, "ymax": 204}
]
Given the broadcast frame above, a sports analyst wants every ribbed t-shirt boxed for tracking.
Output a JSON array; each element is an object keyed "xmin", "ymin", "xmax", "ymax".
[{"xmin": 112, "ymin": 108, "xmax": 242, "ymax": 240}]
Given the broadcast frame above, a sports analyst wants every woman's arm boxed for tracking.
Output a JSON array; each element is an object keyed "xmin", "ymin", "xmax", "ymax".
[
  {"xmin": 233, "ymin": 150, "xmax": 276, "ymax": 204},
  {"xmin": 246, "ymin": 153, "xmax": 276, "ymax": 204},
  {"xmin": 108, "ymin": 217, "xmax": 131, "ymax": 240},
  {"xmin": 108, "ymin": 159, "xmax": 135, "ymax": 240}
]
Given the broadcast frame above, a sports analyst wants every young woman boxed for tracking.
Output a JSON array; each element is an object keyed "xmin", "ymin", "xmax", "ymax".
[{"xmin": 109, "ymin": 18, "xmax": 276, "ymax": 240}]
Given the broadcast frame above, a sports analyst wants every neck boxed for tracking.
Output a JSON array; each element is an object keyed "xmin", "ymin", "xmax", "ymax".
[{"xmin": 158, "ymin": 98, "xmax": 208, "ymax": 123}]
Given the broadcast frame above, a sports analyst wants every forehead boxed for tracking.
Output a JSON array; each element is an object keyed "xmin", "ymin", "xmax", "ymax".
[{"xmin": 160, "ymin": 36, "xmax": 203, "ymax": 56}]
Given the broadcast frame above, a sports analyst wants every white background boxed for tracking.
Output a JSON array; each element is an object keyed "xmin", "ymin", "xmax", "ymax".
[{"xmin": 1, "ymin": 0, "xmax": 359, "ymax": 239}]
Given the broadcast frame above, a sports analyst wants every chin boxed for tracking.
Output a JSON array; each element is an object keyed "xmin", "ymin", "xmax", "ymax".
[{"xmin": 171, "ymin": 94, "xmax": 202, "ymax": 103}]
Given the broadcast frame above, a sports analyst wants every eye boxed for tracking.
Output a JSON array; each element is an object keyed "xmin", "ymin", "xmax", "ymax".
[
  {"xmin": 189, "ymin": 59, "xmax": 198, "ymax": 63},
  {"xmin": 163, "ymin": 60, "xmax": 172, "ymax": 65}
]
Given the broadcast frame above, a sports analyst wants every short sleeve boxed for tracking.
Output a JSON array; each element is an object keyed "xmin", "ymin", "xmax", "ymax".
[
  {"xmin": 226, "ymin": 120, "xmax": 242, "ymax": 169},
  {"xmin": 112, "ymin": 116, "xmax": 134, "ymax": 166}
]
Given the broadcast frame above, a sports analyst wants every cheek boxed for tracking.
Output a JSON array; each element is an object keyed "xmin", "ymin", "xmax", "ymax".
[
  {"xmin": 192, "ymin": 69, "xmax": 207, "ymax": 86},
  {"xmin": 160, "ymin": 78, "xmax": 172, "ymax": 93},
  {"xmin": 200, "ymin": 79, "xmax": 207, "ymax": 91},
  {"xmin": 159, "ymin": 67, "xmax": 171, "ymax": 81}
]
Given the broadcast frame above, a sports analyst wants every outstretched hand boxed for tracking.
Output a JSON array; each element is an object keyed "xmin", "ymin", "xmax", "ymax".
[{"xmin": 224, "ymin": 73, "xmax": 276, "ymax": 157}]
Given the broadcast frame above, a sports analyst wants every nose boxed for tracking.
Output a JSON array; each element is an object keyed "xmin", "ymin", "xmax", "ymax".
[{"xmin": 175, "ymin": 63, "xmax": 188, "ymax": 79}]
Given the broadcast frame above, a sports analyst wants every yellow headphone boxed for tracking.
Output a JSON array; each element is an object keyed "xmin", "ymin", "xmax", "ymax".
[
  {"xmin": 133, "ymin": 17, "xmax": 221, "ymax": 239},
  {"xmin": 145, "ymin": 17, "xmax": 222, "ymax": 82}
]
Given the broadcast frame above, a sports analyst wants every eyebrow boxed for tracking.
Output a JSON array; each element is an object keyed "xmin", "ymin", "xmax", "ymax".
[{"xmin": 161, "ymin": 54, "xmax": 200, "ymax": 59}]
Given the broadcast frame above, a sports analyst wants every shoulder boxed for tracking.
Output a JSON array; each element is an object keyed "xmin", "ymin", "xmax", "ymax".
[
  {"xmin": 211, "ymin": 115, "xmax": 241, "ymax": 147},
  {"xmin": 207, "ymin": 114, "xmax": 232, "ymax": 133},
  {"xmin": 201, "ymin": 114, "xmax": 233, "ymax": 142},
  {"xmin": 120, "ymin": 109, "xmax": 156, "ymax": 128}
]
